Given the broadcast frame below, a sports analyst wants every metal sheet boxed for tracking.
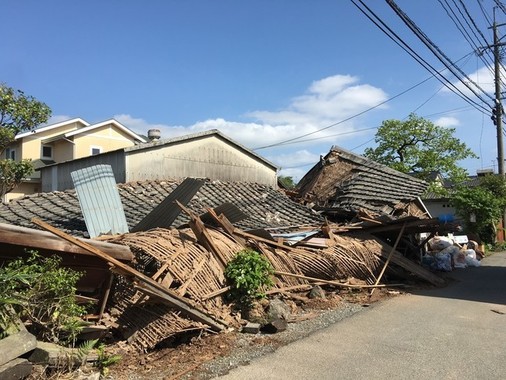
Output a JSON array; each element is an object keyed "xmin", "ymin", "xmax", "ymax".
[
  {"xmin": 131, "ymin": 177, "xmax": 205, "ymax": 232},
  {"xmin": 71, "ymin": 164, "xmax": 129, "ymax": 238}
]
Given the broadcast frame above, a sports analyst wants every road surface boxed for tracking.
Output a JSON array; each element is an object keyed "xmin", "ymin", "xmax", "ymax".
[{"xmin": 217, "ymin": 252, "xmax": 506, "ymax": 379}]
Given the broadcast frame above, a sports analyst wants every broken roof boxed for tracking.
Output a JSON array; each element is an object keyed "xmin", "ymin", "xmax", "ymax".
[
  {"xmin": 0, "ymin": 179, "xmax": 322, "ymax": 237},
  {"xmin": 296, "ymin": 146, "xmax": 428, "ymax": 218}
]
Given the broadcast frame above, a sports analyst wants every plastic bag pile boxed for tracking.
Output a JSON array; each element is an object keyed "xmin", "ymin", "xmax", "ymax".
[{"xmin": 422, "ymin": 236, "xmax": 482, "ymax": 272}]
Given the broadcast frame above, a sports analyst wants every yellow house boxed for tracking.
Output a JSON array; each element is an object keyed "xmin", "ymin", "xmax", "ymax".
[{"xmin": 4, "ymin": 118, "xmax": 146, "ymax": 201}]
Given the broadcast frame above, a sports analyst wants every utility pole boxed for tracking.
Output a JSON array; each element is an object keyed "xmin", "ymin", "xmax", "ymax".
[
  {"xmin": 492, "ymin": 13, "xmax": 506, "ymax": 176},
  {"xmin": 487, "ymin": 9, "xmax": 506, "ymax": 242}
]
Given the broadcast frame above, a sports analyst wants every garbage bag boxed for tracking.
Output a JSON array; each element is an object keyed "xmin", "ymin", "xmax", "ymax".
[
  {"xmin": 428, "ymin": 236, "xmax": 454, "ymax": 251},
  {"xmin": 434, "ymin": 252, "xmax": 452, "ymax": 272}
]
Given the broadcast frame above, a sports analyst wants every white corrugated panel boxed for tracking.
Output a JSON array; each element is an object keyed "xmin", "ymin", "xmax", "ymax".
[{"xmin": 71, "ymin": 164, "xmax": 129, "ymax": 238}]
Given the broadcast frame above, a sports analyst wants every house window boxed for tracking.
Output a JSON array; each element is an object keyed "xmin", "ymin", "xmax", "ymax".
[
  {"xmin": 5, "ymin": 148, "xmax": 16, "ymax": 160},
  {"xmin": 91, "ymin": 146, "xmax": 102, "ymax": 156},
  {"xmin": 42, "ymin": 145, "xmax": 53, "ymax": 159}
]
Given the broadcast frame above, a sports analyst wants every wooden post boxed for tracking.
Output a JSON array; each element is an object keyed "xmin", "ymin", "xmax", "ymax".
[{"xmin": 370, "ymin": 222, "xmax": 407, "ymax": 296}]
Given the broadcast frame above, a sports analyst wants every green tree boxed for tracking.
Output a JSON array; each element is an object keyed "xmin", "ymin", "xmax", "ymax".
[
  {"xmin": 0, "ymin": 84, "xmax": 51, "ymax": 200},
  {"xmin": 452, "ymin": 175, "xmax": 506, "ymax": 244},
  {"xmin": 278, "ymin": 175, "xmax": 296, "ymax": 189},
  {"xmin": 364, "ymin": 113, "xmax": 476, "ymax": 185}
]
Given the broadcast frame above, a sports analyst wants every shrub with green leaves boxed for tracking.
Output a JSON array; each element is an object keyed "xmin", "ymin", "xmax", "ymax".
[
  {"xmin": 0, "ymin": 251, "xmax": 86, "ymax": 345},
  {"xmin": 452, "ymin": 175, "xmax": 506, "ymax": 244},
  {"xmin": 224, "ymin": 249, "xmax": 274, "ymax": 307}
]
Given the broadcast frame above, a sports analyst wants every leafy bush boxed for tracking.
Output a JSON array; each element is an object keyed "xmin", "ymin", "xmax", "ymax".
[
  {"xmin": 452, "ymin": 175, "xmax": 506, "ymax": 244},
  {"xmin": 0, "ymin": 251, "xmax": 86, "ymax": 345},
  {"xmin": 224, "ymin": 249, "xmax": 274, "ymax": 307}
]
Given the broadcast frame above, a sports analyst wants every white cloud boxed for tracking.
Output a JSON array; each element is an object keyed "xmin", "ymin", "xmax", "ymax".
[
  {"xmin": 434, "ymin": 116, "xmax": 460, "ymax": 127},
  {"xmin": 444, "ymin": 65, "xmax": 503, "ymax": 97},
  {"xmin": 117, "ymin": 74, "xmax": 388, "ymax": 150},
  {"xmin": 248, "ymin": 75, "xmax": 388, "ymax": 127},
  {"xmin": 115, "ymin": 75, "xmax": 388, "ymax": 178},
  {"xmin": 266, "ymin": 149, "xmax": 321, "ymax": 169}
]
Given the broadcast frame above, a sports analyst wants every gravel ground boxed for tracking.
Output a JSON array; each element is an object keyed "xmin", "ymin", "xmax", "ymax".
[{"xmin": 188, "ymin": 301, "xmax": 366, "ymax": 379}]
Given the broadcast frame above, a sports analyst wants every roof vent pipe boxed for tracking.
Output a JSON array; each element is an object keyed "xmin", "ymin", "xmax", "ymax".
[{"xmin": 148, "ymin": 129, "xmax": 161, "ymax": 141}]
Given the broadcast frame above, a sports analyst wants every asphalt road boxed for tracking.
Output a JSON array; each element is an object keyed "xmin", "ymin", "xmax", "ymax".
[{"xmin": 217, "ymin": 252, "xmax": 506, "ymax": 380}]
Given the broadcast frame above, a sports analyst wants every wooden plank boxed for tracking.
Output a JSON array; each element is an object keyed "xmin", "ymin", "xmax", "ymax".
[
  {"xmin": 0, "ymin": 223, "xmax": 133, "ymax": 261},
  {"xmin": 31, "ymin": 218, "xmax": 227, "ymax": 332},
  {"xmin": 176, "ymin": 201, "xmax": 228, "ymax": 268},
  {"xmin": 0, "ymin": 330, "xmax": 37, "ymax": 366},
  {"xmin": 265, "ymin": 284, "xmax": 314, "ymax": 295},
  {"xmin": 274, "ymin": 271, "xmax": 405, "ymax": 289},
  {"xmin": 205, "ymin": 208, "xmax": 235, "ymax": 235},
  {"xmin": 98, "ymin": 273, "xmax": 114, "ymax": 322},
  {"xmin": 370, "ymin": 222, "xmax": 407, "ymax": 296},
  {"xmin": 200, "ymin": 286, "xmax": 231, "ymax": 301},
  {"xmin": 376, "ymin": 224, "xmax": 406, "ymax": 279}
]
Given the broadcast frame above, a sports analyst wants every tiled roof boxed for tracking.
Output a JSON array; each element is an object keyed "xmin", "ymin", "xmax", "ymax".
[
  {"xmin": 0, "ymin": 179, "xmax": 322, "ymax": 237},
  {"xmin": 296, "ymin": 146, "xmax": 428, "ymax": 216}
]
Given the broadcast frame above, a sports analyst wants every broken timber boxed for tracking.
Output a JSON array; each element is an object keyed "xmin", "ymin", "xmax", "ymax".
[
  {"xmin": 373, "ymin": 235, "xmax": 445, "ymax": 287},
  {"xmin": 0, "ymin": 222, "xmax": 133, "ymax": 261},
  {"xmin": 176, "ymin": 201, "xmax": 229, "ymax": 268},
  {"xmin": 31, "ymin": 218, "xmax": 227, "ymax": 332},
  {"xmin": 274, "ymin": 271, "xmax": 404, "ymax": 289},
  {"xmin": 370, "ymin": 222, "xmax": 407, "ymax": 296}
]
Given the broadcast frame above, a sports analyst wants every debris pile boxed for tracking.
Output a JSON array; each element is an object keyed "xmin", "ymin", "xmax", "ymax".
[
  {"xmin": 422, "ymin": 235, "xmax": 483, "ymax": 271},
  {"xmin": 0, "ymin": 166, "xmax": 465, "ymax": 378}
]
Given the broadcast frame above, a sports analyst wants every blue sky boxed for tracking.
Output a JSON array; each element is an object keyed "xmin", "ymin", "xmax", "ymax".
[{"xmin": 2, "ymin": 1, "xmax": 505, "ymax": 181}]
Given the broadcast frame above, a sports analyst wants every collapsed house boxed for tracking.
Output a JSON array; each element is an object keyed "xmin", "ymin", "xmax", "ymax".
[
  {"xmin": 295, "ymin": 146, "xmax": 430, "ymax": 221},
  {"xmin": 290, "ymin": 146, "xmax": 462, "ymax": 258},
  {"xmin": 0, "ymin": 159, "xmax": 453, "ymax": 366}
]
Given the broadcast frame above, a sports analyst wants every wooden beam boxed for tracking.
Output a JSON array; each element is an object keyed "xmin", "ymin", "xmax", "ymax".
[
  {"xmin": 371, "ymin": 222, "xmax": 407, "ymax": 296},
  {"xmin": 31, "ymin": 218, "xmax": 227, "ymax": 332},
  {"xmin": 176, "ymin": 201, "xmax": 228, "ymax": 268},
  {"xmin": 0, "ymin": 223, "xmax": 133, "ymax": 261},
  {"xmin": 205, "ymin": 207, "xmax": 235, "ymax": 235},
  {"xmin": 274, "ymin": 271, "xmax": 404, "ymax": 289},
  {"xmin": 373, "ymin": 236, "xmax": 445, "ymax": 287},
  {"xmin": 200, "ymin": 286, "xmax": 231, "ymax": 301}
]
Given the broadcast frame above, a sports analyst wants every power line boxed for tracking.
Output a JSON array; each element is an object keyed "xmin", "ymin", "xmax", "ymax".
[
  {"xmin": 254, "ymin": 50, "xmax": 480, "ymax": 151},
  {"xmin": 253, "ymin": 74, "xmax": 433, "ymax": 150},
  {"xmin": 386, "ymin": 0, "xmax": 495, "ymax": 105},
  {"xmin": 351, "ymin": 0, "xmax": 491, "ymax": 115}
]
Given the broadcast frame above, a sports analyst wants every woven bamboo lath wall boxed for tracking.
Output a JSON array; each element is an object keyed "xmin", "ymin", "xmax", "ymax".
[
  {"xmin": 288, "ymin": 235, "xmax": 384, "ymax": 283},
  {"xmin": 120, "ymin": 304, "xmax": 206, "ymax": 351},
  {"xmin": 256, "ymin": 243, "xmax": 308, "ymax": 287},
  {"xmin": 104, "ymin": 228, "xmax": 243, "ymax": 351},
  {"xmin": 321, "ymin": 235, "xmax": 384, "ymax": 284}
]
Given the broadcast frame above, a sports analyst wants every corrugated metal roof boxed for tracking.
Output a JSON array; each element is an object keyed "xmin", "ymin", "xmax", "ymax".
[{"xmin": 71, "ymin": 164, "xmax": 129, "ymax": 238}]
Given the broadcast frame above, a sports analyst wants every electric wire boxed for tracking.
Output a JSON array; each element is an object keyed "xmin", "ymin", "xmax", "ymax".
[
  {"xmin": 386, "ymin": 0, "xmax": 495, "ymax": 106},
  {"xmin": 352, "ymin": 0, "xmax": 491, "ymax": 115},
  {"xmin": 444, "ymin": 0, "xmax": 497, "ymax": 81}
]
